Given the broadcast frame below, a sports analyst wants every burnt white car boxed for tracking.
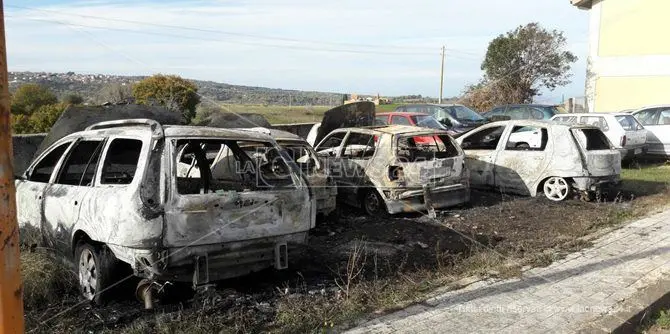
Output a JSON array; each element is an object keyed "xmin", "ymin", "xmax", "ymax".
[
  {"xmin": 16, "ymin": 119, "xmax": 315, "ymax": 303},
  {"xmin": 456, "ymin": 120, "xmax": 621, "ymax": 201},
  {"xmin": 313, "ymin": 125, "xmax": 470, "ymax": 215},
  {"xmin": 245, "ymin": 127, "xmax": 338, "ymax": 216}
]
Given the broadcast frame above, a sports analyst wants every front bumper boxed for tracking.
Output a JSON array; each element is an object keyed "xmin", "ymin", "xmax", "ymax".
[{"xmin": 384, "ymin": 183, "xmax": 470, "ymax": 214}]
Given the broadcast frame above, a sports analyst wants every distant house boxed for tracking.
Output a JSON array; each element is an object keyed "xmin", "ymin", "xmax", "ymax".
[{"xmin": 572, "ymin": 0, "xmax": 670, "ymax": 112}]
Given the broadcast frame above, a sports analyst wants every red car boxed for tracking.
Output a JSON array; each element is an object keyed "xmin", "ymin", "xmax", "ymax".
[
  {"xmin": 375, "ymin": 112, "xmax": 447, "ymax": 130},
  {"xmin": 376, "ymin": 112, "xmax": 448, "ymax": 144}
]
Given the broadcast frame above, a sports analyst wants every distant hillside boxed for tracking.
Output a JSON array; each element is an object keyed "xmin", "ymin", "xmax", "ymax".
[{"xmin": 8, "ymin": 71, "xmax": 443, "ymax": 106}]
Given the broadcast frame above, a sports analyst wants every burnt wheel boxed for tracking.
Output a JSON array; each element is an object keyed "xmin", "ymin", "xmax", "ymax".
[
  {"xmin": 543, "ymin": 176, "xmax": 570, "ymax": 202},
  {"xmin": 75, "ymin": 242, "xmax": 117, "ymax": 304},
  {"xmin": 362, "ymin": 189, "xmax": 387, "ymax": 216}
]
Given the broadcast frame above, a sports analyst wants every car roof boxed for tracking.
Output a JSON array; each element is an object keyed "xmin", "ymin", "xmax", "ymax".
[
  {"xmin": 332, "ymin": 124, "xmax": 448, "ymax": 136},
  {"xmin": 552, "ymin": 112, "xmax": 631, "ymax": 117},
  {"xmin": 65, "ymin": 124, "xmax": 275, "ymax": 142},
  {"xmin": 398, "ymin": 103, "xmax": 466, "ymax": 108},
  {"xmin": 240, "ymin": 127, "xmax": 305, "ymax": 142},
  {"xmin": 377, "ymin": 112, "xmax": 430, "ymax": 116},
  {"xmin": 493, "ymin": 104, "xmax": 556, "ymax": 108},
  {"xmin": 485, "ymin": 119, "xmax": 598, "ymax": 130}
]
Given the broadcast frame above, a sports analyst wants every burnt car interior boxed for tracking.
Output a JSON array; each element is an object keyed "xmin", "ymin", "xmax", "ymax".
[
  {"xmin": 397, "ymin": 134, "xmax": 459, "ymax": 162},
  {"xmin": 460, "ymin": 126, "xmax": 505, "ymax": 150},
  {"xmin": 100, "ymin": 139, "xmax": 143, "ymax": 185},
  {"xmin": 176, "ymin": 139, "xmax": 294, "ymax": 194}
]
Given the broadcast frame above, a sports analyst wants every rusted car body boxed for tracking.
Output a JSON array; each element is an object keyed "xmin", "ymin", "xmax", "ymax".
[
  {"xmin": 313, "ymin": 125, "xmax": 470, "ymax": 215},
  {"xmin": 455, "ymin": 120, "xmax": 621, "ymax": 201},
  {"xmin": 244, "ymin": 127, "xmax": 337, "ymax": 216},
  {"xmin": 15, "ymin": 119, "xmax": 315, "ymax": 302}
]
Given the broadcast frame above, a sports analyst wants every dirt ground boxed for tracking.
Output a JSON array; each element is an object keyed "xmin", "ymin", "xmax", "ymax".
[{"xmin": 23, "ymin": 165, "xmax": 670, "ymax": 333}]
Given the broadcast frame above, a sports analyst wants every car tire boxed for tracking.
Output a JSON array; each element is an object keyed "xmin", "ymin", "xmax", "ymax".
[
  {"xmin": 542, "ymin": 176, "xmax": 570, "ymax": 201},
  {"xmin": 75, "ymin": 242, "xmax": 118, "ymax": 304},
  {"xmin": 362, "ymin": 189, "xmax": 387, "ymax": 216}
]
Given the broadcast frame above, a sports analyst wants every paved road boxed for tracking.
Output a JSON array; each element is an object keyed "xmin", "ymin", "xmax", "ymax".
[{"xmin": 347, "ymin": 209, "xmax": 670, "ymax": 334}]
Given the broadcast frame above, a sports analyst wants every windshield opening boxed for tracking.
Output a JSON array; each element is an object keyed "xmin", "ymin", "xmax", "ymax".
[
  {"xmin": 278, "ymin": 140, "xmax": 320, "ymax": 173},
  {"xmin": 410, "ymin": 115, "xmax": 446, "ymax": 129},
  {"xmin": 397, "ymin": 134, "xmax": 460, "ymax": 162},
  {"xmin": 439, "ymin": 105, "xmax": 484, "ymax": 122},
  {"xmin": 175, "ymin": 139, "xmax": 295, "ymax": 194}
]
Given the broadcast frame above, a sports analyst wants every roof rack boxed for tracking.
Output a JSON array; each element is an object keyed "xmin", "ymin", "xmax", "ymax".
[{"xmin": 85, "ymin": 119, "xmax": 164, "ymax": 138}]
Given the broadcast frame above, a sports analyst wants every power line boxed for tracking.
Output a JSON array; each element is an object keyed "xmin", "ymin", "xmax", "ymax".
[
  {"xmin": 7, "ymin": 4, "xmax": 481, "ymax": 57},
  {"xmin": 7, "ymin": 15, "xmax": 445, "ymax": 56}
]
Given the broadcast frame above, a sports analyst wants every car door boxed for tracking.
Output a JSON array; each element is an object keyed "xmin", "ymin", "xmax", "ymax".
[
  {"xmin": 338, "ymin": 132, "xmax": 377, "ymax": 200},
  {"xmin": 650, "ymin": 109, "xmax": 670, "ymax": 155},
  {"xmin": 315, "ymin": 131, "xmax": 348, "ymax": 189},
  {"xmin": 634, "ymin": 108, "xmax": 664, "ymax": 155},
  {"xmin": 457, "ymin": 124, "xmax": 507, "ymax": 188},
  {"xmin": 494, "ymin": 125, "xmax": 550, "ymax": 195},
  {"xmin": 42, "ymin": 139, "xmax": 105, "ymax": 255},
  {"xmin": 15, "ymin": 141, "xmax": 73, "ymax": 244}
]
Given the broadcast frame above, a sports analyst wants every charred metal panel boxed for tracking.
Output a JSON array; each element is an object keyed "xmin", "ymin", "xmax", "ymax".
[{"xmin": 314, "ymin": 102, "xmax": 376, "ymax": 146}]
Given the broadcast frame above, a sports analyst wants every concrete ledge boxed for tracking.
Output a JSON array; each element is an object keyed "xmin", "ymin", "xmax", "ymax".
[{"xmin": 578, "ymin": 276, "xmax": 670, "ymax": 333}]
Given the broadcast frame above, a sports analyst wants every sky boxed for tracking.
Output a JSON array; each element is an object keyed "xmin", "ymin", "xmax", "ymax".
[{"xmin": 5, "ymin": 0, "xmax": 590, "ymax": 102}]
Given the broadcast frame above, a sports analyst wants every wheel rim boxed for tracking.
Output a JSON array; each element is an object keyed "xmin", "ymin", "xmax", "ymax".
[
  {"xmin": 543, "ymin": 177, "xmax": 569, "ymax": 201},
  {"xmin": 78, "ymin": 248, "xmax": 97, "ymax": 300},
  {"xmin": 364, "ymin": 192, "xmax": 380, "ymax": 214}
]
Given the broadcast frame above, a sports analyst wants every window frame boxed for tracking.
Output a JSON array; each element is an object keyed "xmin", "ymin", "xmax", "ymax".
[
  {"xmin": 96, "ymin": 136, "xmax": 147, "ymax": 187},
  {"xmin": 315, "ymin": 131, "xmax": 349, "ymax": 157},
  {"xmin": 504, "ymin": 125, "xmax": 549, "ymax": 151},
  {"xmin": 391, "ymin": 115, "xmax": 412, "ymax": 126},
  {"xmin": 54, "ymin": 138, "xmax": 106, "ymax": 187},
  {"xmin": 26, "ymin": 140, "xmax": 75, "ymax": 183},
  {"xmin": 340, "ymin": 132, "xmax": 377, "ymax": 160},
  {"xmin": 460, "ymin": 125, "xmax": 507, "ymax": 151},
  {"xmin": 635, "ymin": 108, "xmax": 661, "ymax": 126}
]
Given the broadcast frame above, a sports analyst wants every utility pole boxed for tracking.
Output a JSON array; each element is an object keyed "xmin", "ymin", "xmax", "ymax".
[
  {"xmin": 0, "ymin": 0, "xmax": 25, "ymax": 332},
  {"xmin": 439, "ymin": 45, "xmax": 445, "ymax": 104}
]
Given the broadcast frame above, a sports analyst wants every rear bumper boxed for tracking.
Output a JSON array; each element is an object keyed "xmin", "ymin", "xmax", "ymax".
[
  {"xmin": 384, "ymin": 183, "xmax": 470, "ymax": 214},
  {"xmin": 573, "ymin": 175, "xmax": 621, "ymax": 192},
  {"xmin": 129, "ymin": 232, "xmax": 309, "ymax": 283}
]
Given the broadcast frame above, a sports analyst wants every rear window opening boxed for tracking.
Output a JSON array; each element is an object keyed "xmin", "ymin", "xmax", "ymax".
[
  {"xmin": 397, "ymin": 134, "xmax": 459, "ymax": 162},
  {"xmin": 175, "ymin": 139, "xmax": 295, "ymax": 195},
  {"xmin": 573, "ymin": 129, "xmax": 612, "ymax": 150}
]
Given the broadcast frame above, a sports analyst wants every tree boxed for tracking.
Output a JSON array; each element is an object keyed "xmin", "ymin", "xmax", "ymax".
[
  {"xmin": 63, "ymin": 94, "xmax": 84, "ymax": 105},
  {"xmin": 11, "ymin": 84, "xmax": 58, "ymax": 115},
  {"xmin": 94, "ymin": 83, "xmax": 132, "ymax": 105},
  {"xmin": 11, "ymin": 103, "xmax": 66, "ymax": 134},
  {"xmin": 480, "ymin": 22, "xmax": 577, "ymax": 103},
  {"xmin": 132, "ymin": 74, "xmax": 201, "ymax": 123}
]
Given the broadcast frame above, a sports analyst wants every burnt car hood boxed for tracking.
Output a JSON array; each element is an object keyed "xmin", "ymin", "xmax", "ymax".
[
  {"xmin": 35, "ymin": 104, "xmax": 182, "ymax": 158},
  {"xmin": 314, "ymin": 101, "xmax": 376, "ymax": 145},
  {"xmin": 197, "ymin": 113, "xmax": 272, "ymax": 129}
]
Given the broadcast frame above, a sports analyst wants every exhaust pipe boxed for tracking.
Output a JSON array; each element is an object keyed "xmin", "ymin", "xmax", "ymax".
[{"xmin": 135, "ymin": 279, "xmax": 155, "ymax": 309}]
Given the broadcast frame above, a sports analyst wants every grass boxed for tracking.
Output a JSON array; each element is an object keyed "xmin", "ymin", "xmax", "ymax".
[
  {"xmin": 200, "ymin": 104, "xmax": 331, "ymax": 124},
  {"xmin": 638, "ymin": 308, "xmax": 670, "ymax": 333}
]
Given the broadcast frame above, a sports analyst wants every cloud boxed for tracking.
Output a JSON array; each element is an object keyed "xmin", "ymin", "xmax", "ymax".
[{"xmin": 5, "ymin": 0, "xmax": 589, "ymax": 99}]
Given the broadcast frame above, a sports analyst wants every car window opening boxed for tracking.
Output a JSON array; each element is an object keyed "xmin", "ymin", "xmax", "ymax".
[
  {"xmin": 101, "ymin": 139, "xmax": 143, "ymax": 185},
  {"xmin": 176, "ymin": 139, "xmax": 294, "ymax": 195},
  {"xmin": 397, "ymin": 134, "xmax": 459, "ymax": 162},
  {"xmin": 573, "ymin": 129, "xmax": 612, "ymax": 150}
]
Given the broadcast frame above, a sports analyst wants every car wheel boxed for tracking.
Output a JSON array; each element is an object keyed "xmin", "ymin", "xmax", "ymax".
[
  {"xmin": 75, "ymin": 242, "xmax": 117, "ymax": 304},
  {"xmin": 362, "ymin": 189, "xmax": 387, "ymax": 216},
  {"xmin": 543, "ymin": 176, "xmax": 570, "ymax": 201}
]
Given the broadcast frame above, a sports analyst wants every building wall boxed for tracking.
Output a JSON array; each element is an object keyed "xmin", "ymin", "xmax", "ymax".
[{"xmin": 585, "ymin": 0, "xmax": 670, "ymax": 112}]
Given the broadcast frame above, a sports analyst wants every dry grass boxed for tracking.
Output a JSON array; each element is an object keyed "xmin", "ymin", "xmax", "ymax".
[{"xmin": 21, "ymin": 250, "xmax": 77, "ymax": 310}]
